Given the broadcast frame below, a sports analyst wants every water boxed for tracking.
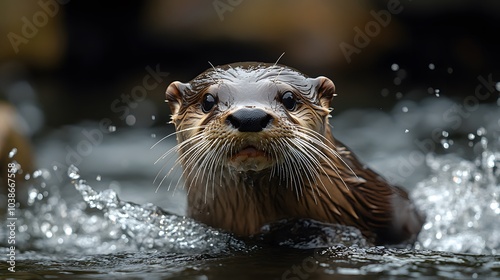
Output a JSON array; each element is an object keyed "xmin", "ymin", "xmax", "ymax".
[
  {"xmin": 1, "ymin": 96, "xmax": 500, "ymax": 279},
  {"xmin": 413, "ymin": 137, "xmax": 500, "ymax": 255}
]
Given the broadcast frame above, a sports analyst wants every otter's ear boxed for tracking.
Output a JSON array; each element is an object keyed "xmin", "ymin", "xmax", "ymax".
[
  {"xmin": 165, "ymin": 81, "xmax": 189, "ymax": 116},
  {"xmin": 312, "ymin": 76, "xmax": 336, "ymax": 108}
]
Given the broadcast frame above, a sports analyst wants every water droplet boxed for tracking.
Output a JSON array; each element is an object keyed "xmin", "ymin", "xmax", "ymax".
[
  {"xmin": 151, "ymin": 115, "xmax": 156, "ymax": 120},
  {"xmin": 63, "ymin": 224, "xmax": 73, "ymax": 235},
  {"xmin": 391, "ymin": 63, "xmax": 399, "ymax": 71},
  {"xmin": 108, "ymin": 125, "xmax": 117, "ymax": 132},
  {"xmin": 441, "ymin": 140, "xmax": 450, "ymax": 149},
  {"xmin": 496, "ymin": 82, "xmax": 500, "ymax": 92},
  {"xmin": 442, "ymin": 131, "xmax": 449, "ymax": 137},
  {"xmin": 28, "ymin": 189, "xmax": 38, "ymax": 205},
  {"xmin": 486, "ymin": 154, "xmax": 496, "ymax": 168},
  {"xmin": 477, "ymin": 127, "xmax": 486, "ymax": 136},
  {"xmin": 435, "ymin": 231, "xmax": 442, "ymax": 239},
  {"xmin": 401, "ymin": 106, "xmax": 408, "ymax": 113},
  {"xmin": 427, "ymin": 87, "xmax": 434, "ymax": 94},
  {"xmin": 19, "ymin": 225, "xmax": 27, "ymax": 233},
  {"xmin": 8, "ymin": 148, "xmax": 17, "ymax": 158},
  {"xmin": 24, "ymin": 174, "xmax": 31, "ymax": 180},
  {"xmin": 395, "ymin": 92, "xmax": 403, "ymax": 99},
  {"xmin": 447, "ymin": 67, "xmax": 453, "ymax": 74},
  {"xmin": 126, "ymin": 115, "xmax": 136, "ymax": 126},
  {"xmin": 151, "ymin": 133, "xmax": 156, "ymax": 138},
  {"xmin": 490, "ymin": 201, "xmax": 499, "ymax": 211},
  {"xmin": 96, "ymin": 175, "xmax": 102, "ymax": 181},
  {"xmin": 434, "ymin": 89, "xmax": 441, "ymax": 97},
  {"xmin": 405, "ymin": 129, "xmax": 409, "ymax": 133},
  {"xmin": 68, "ymin": 164, "xmax": 81, "ymax": 180},
  {"xmin": 468, "ymin": 133, "xmax": 475, "ymax": 140},
  {"xmin": 429, "ymin": 63, "xmax": 435, "ymax": 70},
  {"xmin": 33, "ymin": 169, "xmax": 43, "ymax": 178}
]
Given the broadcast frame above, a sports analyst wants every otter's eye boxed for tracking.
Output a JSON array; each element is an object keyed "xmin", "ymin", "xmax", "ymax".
[
  {"xmin": 201, "ymin": 93, "xmax": 217, "ymax": 113},
  {"xmin": 281, "ymin": 91, "xmax": 297, "ymax": 111}
]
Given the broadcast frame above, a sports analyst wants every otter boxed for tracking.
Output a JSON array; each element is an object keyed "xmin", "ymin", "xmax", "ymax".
[{"xmin": 164, "ymin": 62, "xmax": 424, "ymax": 245}]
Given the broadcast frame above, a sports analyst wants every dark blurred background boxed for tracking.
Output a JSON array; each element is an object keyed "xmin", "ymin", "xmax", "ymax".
[{"xmin": 1, "ymin": 0, "xmax": 499, "ymax": 136}]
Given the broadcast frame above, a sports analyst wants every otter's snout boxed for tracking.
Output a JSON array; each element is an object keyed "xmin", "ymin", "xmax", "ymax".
[{"xmin": 226, "ymin": 108, "xmax": 273, "ymax": 132}]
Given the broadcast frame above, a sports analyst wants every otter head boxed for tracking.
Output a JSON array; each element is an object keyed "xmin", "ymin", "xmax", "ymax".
[
  {"xmin": 165, "ymin": 62, "xmax": 336, "ymax": 177},
  {"xmin": 164, "ymin": 63, "xmax": 424, "ymax": 244}
]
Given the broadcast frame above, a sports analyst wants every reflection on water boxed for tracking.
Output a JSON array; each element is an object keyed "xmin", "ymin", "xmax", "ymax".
[{"xmin": 1, "ymin": 97, "xmax": 500, "ymax": 278}]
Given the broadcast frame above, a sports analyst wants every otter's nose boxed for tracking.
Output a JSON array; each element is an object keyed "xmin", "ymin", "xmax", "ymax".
[{"xmin": 226, "ymin": 108, "xmax": 273, "ymax": 132}]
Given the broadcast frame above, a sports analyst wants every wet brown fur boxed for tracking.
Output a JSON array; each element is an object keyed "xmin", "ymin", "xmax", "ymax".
[{"xmin": 165, "ymin": 62, "xmax": 424, "ymax": 245}]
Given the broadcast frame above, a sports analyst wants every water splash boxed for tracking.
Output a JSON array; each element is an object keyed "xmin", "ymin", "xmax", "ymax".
[
  {"xmin": 413, "ymin": 133, "xmax": 500, "ymax": 254},
  {"xmin": 67, "ymin": 164, "xmax": 81, "ymax": 180},
  {"xmin": 14, "ymin": 177, "xmax": 246, "ymax": 255},
  {"xmin": 70, "ymin": 177, "xmax": 245, "ymax": 254},
  {"xmin": 14, "ymin": 167, "xmax": 368, "ymax": 255},
  {"xmin": 70, "ymin": 175, "xmax": 368, "ymax": 251}
]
